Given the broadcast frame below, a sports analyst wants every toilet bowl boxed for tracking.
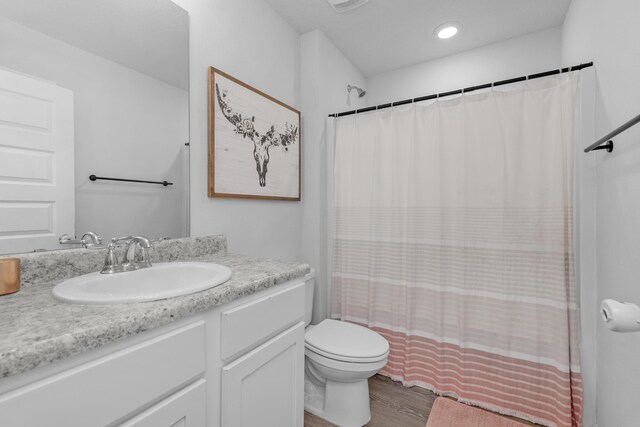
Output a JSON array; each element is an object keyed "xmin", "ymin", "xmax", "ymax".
[{"xmin": 303, "ymin": 271, "xmax": 389, "ymax": 427}]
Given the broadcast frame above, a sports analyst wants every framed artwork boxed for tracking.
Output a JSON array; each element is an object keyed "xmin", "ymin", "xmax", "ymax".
[{"xmin": 208, "ymin": 67, "xmax": 300, "ymax": 200}]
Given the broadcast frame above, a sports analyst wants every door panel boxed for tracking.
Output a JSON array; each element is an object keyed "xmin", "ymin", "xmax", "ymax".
[{"xmin": 0, "ymin": 68, "xmax": 74, "ymax": 253}]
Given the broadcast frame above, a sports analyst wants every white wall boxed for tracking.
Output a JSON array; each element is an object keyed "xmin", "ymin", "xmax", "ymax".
[
  {"xmin": 171, "ymin": 0, "xmax": 302, "ymax": 260},
  {"xmin": 366, "ymin": 27, "xmax": 562, "ymax": 105},
  {"xmin": 563, "ymin": 1, "xmax": 640, "ymax": 426},
  {"xmin": 0, "ymin": 17, "xmax": 189, "ymax": 242},
  {"xmin": 562, "ymin": 0, "xmax": 595, "ymax": 66},
  {"xmin": 300, "ymin": 29, "xmax": 366, "ymax": 322}
]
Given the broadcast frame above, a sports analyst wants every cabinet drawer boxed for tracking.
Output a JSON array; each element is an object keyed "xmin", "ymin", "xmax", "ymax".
[
  {"xmin": 221, "ymin": 282, "xmax": 304, "ymax": 361},
  {"xmin": 120, "ymin": 379, "xmax": 206, "ymax": 427},
  {"xmin": 0, "ymin": 321, "xmax": 205, "ymax": 427}
]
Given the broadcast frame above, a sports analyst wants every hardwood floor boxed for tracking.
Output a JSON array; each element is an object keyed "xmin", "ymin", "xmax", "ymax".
[
  {"xmin": 304, "ymin": 375, "xmax": 434, "ymax": 427},
  {"xmin": 304, "ymin": 375, "xmax": 539, "ymax": 427}
]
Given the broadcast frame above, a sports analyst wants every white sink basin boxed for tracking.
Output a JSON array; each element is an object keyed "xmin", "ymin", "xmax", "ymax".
[{"xmin": 52, "ymin": 262, "xmax": 232, "ymax": 304}]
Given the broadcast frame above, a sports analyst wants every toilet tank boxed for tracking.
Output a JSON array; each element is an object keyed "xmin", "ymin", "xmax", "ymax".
[{"xmin": 304, "ymin": 268, "xmax": 315, "ymax": 327}]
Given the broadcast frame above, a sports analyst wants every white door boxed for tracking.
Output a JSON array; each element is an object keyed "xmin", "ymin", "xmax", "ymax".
[
  {"xmin": 221, "ymin": 322, "xmax": 305, "ymax": 427},
  {"xmin": 0, "ymin": 68, "xmax": 74, "ymax": 254}
]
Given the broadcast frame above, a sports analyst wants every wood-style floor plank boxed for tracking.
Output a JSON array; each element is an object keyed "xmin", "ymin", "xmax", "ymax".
[
  {"xmin": 304, "ymin": 375, "xmax": 432, "ymax": 427},
  {"xmin": 367, "ymin": 375, "xmax": 435, "ymax": 427},
  {"xmin": 304, "ymin": 411, "xmax": 337, "ymax": 427},
  {"xmin": 304, "ymin": 374, "xmax": 539, "ymax": 427}
]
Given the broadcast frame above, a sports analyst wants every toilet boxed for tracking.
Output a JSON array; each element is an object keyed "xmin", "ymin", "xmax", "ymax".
[{"xmin": 303, "ymin": 270, "xmax": 389, "ymax": 427}]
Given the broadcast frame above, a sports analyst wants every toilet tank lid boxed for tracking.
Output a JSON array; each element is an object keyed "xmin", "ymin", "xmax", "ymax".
[{"xmin": 305, "ymin": 319, "xmax": 389, "ymax": 359}]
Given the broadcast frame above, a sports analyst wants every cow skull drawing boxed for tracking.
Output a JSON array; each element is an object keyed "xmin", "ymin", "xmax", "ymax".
[{"xmin": 215, "ymin": 83, "xmax": 298, "ymax": 187}]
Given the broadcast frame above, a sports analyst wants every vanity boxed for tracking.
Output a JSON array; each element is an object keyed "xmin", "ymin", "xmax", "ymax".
[{"xmin": 0, "ymin": 236, "xmax": 310, "ymax": 427}]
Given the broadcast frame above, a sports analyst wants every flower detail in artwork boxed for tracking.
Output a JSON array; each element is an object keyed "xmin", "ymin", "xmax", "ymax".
[{"xmin": 216, "ymin": 84, "xmax": 298, "ymax": 187}]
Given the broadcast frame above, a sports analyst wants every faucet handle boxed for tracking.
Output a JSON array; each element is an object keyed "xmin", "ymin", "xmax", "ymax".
[{"xmin": 101, "ymin": 243, "xmax": 119, "ymax": 274}]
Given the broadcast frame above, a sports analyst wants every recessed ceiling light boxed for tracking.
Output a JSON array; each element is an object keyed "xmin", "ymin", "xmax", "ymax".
[{"xmin": 435, "ymin": 22, "xmax": 459, "ymax": 39}]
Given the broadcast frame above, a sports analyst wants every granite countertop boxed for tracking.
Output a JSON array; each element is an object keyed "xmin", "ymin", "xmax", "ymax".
[{"xmin": 0, "ymin": 248, "xmax": 310, "ymax": 380}]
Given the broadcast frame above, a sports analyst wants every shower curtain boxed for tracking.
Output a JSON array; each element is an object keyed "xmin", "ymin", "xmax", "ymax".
[{"xmin": 331, "ymin": 75, "xmax": 581, "ymax": 427}]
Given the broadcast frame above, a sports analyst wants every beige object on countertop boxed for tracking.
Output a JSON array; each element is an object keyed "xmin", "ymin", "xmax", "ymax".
[{"xmin": 0, "ymin": 258, "xmax": 20, "ymax": 296}]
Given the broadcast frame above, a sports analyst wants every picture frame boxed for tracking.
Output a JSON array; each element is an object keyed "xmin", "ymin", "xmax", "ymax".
[{"xmin": 208, "ymin": 67, "xmax": 301, "ymax": 201}]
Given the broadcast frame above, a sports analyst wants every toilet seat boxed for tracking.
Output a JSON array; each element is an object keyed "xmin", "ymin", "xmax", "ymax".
[
  {"xmin": 305, "ymin": 319, "xmax": 389, "ymax": 363},
  {"xmin": 306, "ymin": 342, "xmax": 389, "ymax": 364}
]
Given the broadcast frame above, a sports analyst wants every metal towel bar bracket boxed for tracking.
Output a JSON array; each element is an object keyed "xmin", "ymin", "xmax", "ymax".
[{"xmin": 589, "ymin": 141, "xmax": 614, "ymax": 153}]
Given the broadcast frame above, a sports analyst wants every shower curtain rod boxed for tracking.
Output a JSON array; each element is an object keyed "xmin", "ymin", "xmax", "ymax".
[{"xmin": 328, "ymin": 62, "xmax": 593, "ymax": 118}]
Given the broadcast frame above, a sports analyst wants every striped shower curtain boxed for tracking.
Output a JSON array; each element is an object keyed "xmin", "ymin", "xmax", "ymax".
[{"xmin": 331, "ymin": 75, "xmax": 582, "ymax": 427}]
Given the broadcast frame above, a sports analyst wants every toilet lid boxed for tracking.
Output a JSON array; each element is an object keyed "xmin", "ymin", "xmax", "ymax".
[{"xmin": 305, "ymin": 319, "xmax": 389, "ymax": 361}]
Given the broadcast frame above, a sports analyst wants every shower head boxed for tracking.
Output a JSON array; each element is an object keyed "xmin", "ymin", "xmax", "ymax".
[
  {"xmin": 347, "ymin": 84, "xmax": 366, "ymax": 106},
  {"xmin": 347, "ymin": 84, "xmax": 366, "ymax": 98}
]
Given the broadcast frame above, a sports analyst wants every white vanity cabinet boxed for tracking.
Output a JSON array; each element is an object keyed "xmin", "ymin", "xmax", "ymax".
[{"xmin": 0, "ymin": 278, "xmax": 306, "ymax": 427}]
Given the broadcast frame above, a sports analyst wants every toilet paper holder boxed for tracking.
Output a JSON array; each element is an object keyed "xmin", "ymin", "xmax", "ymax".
[{"xmin": 601, "ymin": 299, "xmax": 640, "ymax": 332}]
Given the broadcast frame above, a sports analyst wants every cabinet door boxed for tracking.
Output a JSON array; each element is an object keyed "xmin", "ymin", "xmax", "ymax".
[
  {"xmin": 120, "ymin": 380, "xmax": 206, "ymax": 427},
  {"xmin": 221, "ymin": 322, "xmax": 305, "ymax": 427}
]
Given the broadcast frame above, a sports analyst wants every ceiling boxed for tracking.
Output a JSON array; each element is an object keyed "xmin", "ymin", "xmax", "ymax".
[
  {"xmin": 264, "ymin": 0, "xmax": 572, "ymax": 77},
  {"xmin": 0, "ymin": 0, "xmax": 189, "ymax": 89}
]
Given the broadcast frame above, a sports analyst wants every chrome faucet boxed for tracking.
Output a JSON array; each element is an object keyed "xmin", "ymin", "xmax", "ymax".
[
  {"xmin": 122, "ymin": 236, "xmax": 152, "ymax": 269},
  {"xmin": 81, "ymin": 231, "xmax": 102, "ymax": 246},
  {"xmin": 59, "ymin": 231, "xmax": 103, "ymax": 248},
  {"xmin": 101, "ymin": 236, "xmax": 152, "ymax": 274}
]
